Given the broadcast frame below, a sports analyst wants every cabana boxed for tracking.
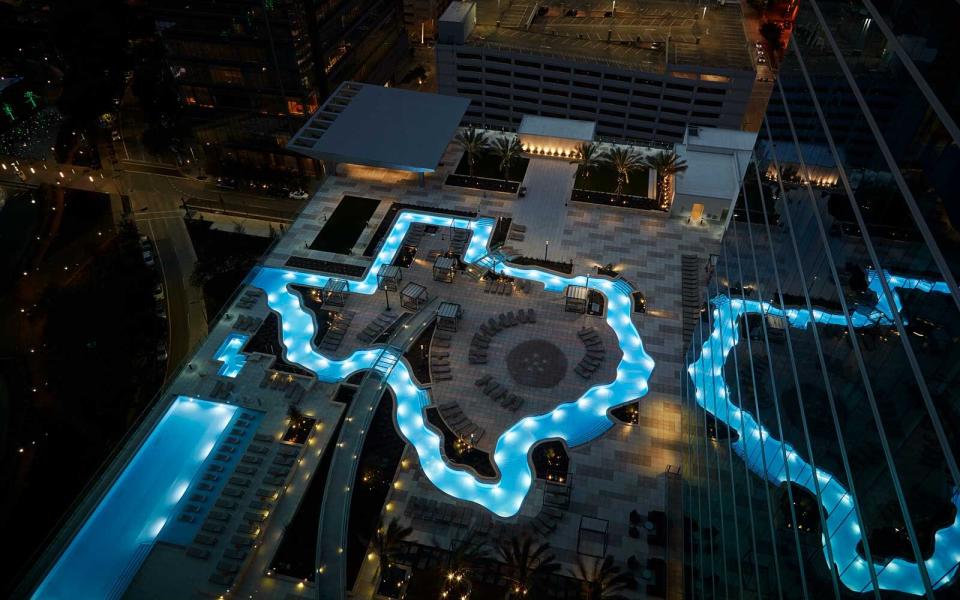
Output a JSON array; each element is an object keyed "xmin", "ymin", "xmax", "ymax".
[
  {"xmin": 323, "ymin": 278, "xmax": 349, "ymax": 307},
  {"xmin": 432, "ymin": 256, "xmax": 457, "ymax": 283},
  {"xmin": 436, "ymin": 302, "xmax": 462, "ymax": 332},
  {"xmin": 564, "ymin": 285, "xmax": 589, "ymax": 314},
  {"xmin": 400, "ymin": 282, "xmax": 429, "ymax": 311},
  {"xmin": 377, "ymin": 264, "xmax": 402, "ymax": 291}
]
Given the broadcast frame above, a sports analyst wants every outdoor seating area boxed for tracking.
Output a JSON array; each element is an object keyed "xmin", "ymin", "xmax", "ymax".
[
  {"xmin": 483, "ymin": 276, "xmax": 514, "ymax": 295},
  {"xmin": 406, "ymin": 496, "xmax": 473, "ymax": 527},
  {"xmin": 400, "ymin": 282, "xmax": 429, "ymax": 311},
  {"xmin": 232, "ymin": 315, "xmax": 263, "ymax": 332},
  {"xmin": 322, "ymin": 278, "xmax": 350, "ymax": 307},
  {"xmin": 447, "ymin": 227, "xmax": 472, "ymax": 256},
  {"xmin": 469, "ymin": 309, "xmax": 537, "ymax": 366},
  {"xmin": 235, "ymin": 289, "xmax": 262, "ymax": 310},
  {"xmin": 574, "ymin": 327, "xmax": 606, "ymax": 379},
  {"xmin": 432, "ymin": 256, "xmax": 457, "ymax": 283},
  {"xmin": 473, "ymin": 374, "xmax": 524, "ymax": 412},
  {"xmin": 177, "ymin": 414, "xmax": 300, "ymax": 589},
  {"xmin": 318, "ymin": 310, "xmax": 355, "ymax": 352},
  {"xmin": 437, "ymin": 402, "xmax": 485, "ymax": 445},
  {"xmin": 357, "ymin": 310, "xmax": 404, "ymax": 343}
]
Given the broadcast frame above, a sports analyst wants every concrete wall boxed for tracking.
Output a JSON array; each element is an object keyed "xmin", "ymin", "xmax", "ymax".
[{"xmin": 436, "ymin": 44, "xmax": 755, "ymax": 145}]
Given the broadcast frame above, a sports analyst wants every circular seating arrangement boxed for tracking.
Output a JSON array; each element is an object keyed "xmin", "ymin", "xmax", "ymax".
[{"xmin": 469, "ymin": 308, "xmax": 537, "ymax": 365}]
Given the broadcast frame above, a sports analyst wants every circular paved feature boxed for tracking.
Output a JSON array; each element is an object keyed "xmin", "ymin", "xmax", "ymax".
[{"xmin": 506, "ymin": 339, "xmax": 568, "ymax": 388}]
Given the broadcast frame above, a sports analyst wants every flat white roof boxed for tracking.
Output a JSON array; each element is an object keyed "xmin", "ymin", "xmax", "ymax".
[
  {"xmin": 676, "ymin": 128, "xmax": 756, "ymax": 201},
  {"xmin": 287, "ymin": 82, "xmax": 469, "ymax": 173},
  {"xmin": 518, "ymin": 115, "xmax": 596, "ymax": 142},
  {"xmin": 440, "ymin": 0, "xmax": 475, "ymax": 23}
]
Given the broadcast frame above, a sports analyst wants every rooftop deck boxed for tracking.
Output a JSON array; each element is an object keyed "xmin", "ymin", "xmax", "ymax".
[
  {"xmin": 25, "ymin": 135, "xmax": 722, "ymax": 600},
  {"xmin": 464, "ymin": 0, "xmax": 754, "ymax": 72}
]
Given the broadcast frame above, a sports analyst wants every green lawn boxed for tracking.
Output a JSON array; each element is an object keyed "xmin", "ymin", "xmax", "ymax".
[
  {"xmin": 455, "ymin": 152, "xmax": 529, "ymax": 182},
  {"xmin": 574, "ymin": 163, "xmax": 650, "ymax": 197}
]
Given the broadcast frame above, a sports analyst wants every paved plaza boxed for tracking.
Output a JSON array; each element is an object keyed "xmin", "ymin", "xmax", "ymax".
[{"xmin": 72, "ymin": 137, "xmax": 722, "ymax": 600}]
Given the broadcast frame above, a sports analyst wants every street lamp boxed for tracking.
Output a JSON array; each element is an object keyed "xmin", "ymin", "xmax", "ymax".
[{"xmin": 544, "ymin": 240, "xmax": 549, "ymax": 261}]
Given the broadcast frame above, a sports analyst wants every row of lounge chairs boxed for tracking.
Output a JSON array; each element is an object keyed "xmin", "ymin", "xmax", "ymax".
[
  {"xmin": 319, "ymin": 310, "xmax": 355, "ymax": 352},
  {"xmin": 404, "ymin": 222, "xmax": 427, "ymax": 247},
  {"xmin": 406, "ymin": 496, "xmax": 473, "ymax": 527},
  {"xmin": 357, "ymin": 310, "xmax": 400, "ymax": 343},
  {"xmin": 438, "ymin": 402, "xmax": 485, "ymax": 443},
  {"xmin": 196, "ymin": 434, "xmax": 299, "ymax": 580},
  {"xmin": 235, "ymin": 289, "xmax": 262, "ymax": 310},
  {"xmin": 470, "ymin": 309, "xmax": 537, "ymax": 365},
  {"xmin": 474, "ymin": 374, "xmax": 524, "ymax": 411},
  {"xmin": 479, "ymin": 309, "xmax": 537, "ymax": 336},
  {"xmin": 233, "ymin": 315, "xmax": 262, "ymax": 332},
  {"xmin": 508, "ymin": 222, "xmax": 526, "ymax": 242},
  {"xmin": 681, "ymin": 255, "xmax": 703, "ymax": 342},
  {"xmin": 433, "ymin": 329, "xmax": 453, "ymax": 349},
  {"xmin": 258, "ymin": 371, "xmax": 304, "ymax": 399},
  {"xmin": 448, "ymin": 227, "xmax": 471, "ymax": 255},
  {"xmin": 483, "ymin": 278, "xmax": 514, "ymax": 295},
  {"xmin": 210, "ymin": 379, "xmax": 235, "ymax": 400},
  {"xmin": 184, "ymin": 415, "xmax": 286, "ymax": 584},
  {"xmin": 544, "ymin": 480, "xmax": 571, "ymax": 509},
  {"xmin": 575, "ymin": 327, "xmax": 606, "ymax": 379},
  {"xmin": 430, "ymin": 350, "xmax": 452, "ymax": 382}
]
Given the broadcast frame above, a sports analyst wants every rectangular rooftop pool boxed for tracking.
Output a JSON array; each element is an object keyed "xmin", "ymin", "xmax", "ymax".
[{"xmin": 32, "ymin": 397, "xmax": 238, "ymax": 600}]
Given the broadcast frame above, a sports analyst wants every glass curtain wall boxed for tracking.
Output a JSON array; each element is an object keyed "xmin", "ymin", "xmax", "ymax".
[{"xmin": 682, "ymin": 1, "xmax": 960, "ymax": 598}]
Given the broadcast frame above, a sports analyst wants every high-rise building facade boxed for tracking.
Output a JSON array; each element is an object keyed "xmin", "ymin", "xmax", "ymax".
[
  {"xmin": 682, "ymin": 1, "xmax": 960, "ymax": 598},
  {"xmin": 153, "ymin": 0, "xmax": 406, "ymax": 173}
]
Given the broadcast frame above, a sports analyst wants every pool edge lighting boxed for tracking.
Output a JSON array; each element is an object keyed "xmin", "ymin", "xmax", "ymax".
[
  {"xmin": 687, "ymin": 273, "xmax": 955, "ymax": 596},
  {"xmin": 249, "ymin": 210, "xmax": 655, "ymax": 518}
]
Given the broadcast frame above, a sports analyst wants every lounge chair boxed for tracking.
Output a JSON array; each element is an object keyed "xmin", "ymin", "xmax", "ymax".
[
  {"xmin": 507, "ymin": 311, "xmax": 518, "ymax": 326},
  {"xmin": 527, "ymin": 308, "xmax": 537, "ymax": 323},
  {"xmin": 575, "ymin": 365, "xmax": 594, "ymax": 379},
  {"xmin": 475, "ymin": 374, "xmax": 492, "ymax": 386}
]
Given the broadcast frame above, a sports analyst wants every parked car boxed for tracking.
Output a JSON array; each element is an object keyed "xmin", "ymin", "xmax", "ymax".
[
  {"xmin": 289, "ymin": 189, "xmax": 309, "ymax": 201},
  {"xmin": 142, "ymin": 250, "xmax": 155, "ymax": 267},
  {"xmin": 111, "ymin": 129, "xmax": 121, "ymax": 142},
  {"xmin": 216, "ymin": 177, "xmax": 238, "ymax": 190},
  {"xmin": 155, "ymin": 301, "xmax": 167, "ymax": 319},
  {"xmin": 153, "ymin": 283, "xmax": 165, "ymax": 302},
  {"xmin": 156, "ymin": 343, "xmax": 168, "ymax": 362}
]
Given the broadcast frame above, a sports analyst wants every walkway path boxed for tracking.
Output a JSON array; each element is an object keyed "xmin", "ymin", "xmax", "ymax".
[
  {"xmin": 316, "ymin": 299, "xmax": 439, "ymax": 598},
  {"xmin": 511, "ymin": 158, "xmax": 578, "ymax": 260}
]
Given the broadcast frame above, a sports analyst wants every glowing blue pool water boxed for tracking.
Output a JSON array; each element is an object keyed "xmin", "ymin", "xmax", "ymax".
[
  {"xmin": 688, "ymin": 272, "xmax": 958, "ymax": 595},
  {"xmin": 249, "ymin": 209, "xmax": 653, "ymax": 517},
  {"xmin": 33, "ymin": 397, "xmax": 237, "ymax": 600},
  {"xmin": 214, "ymin": 332, "xmax": 249, "ymax": 378}
]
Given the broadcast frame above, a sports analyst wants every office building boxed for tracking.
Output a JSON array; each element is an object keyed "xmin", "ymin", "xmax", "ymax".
[
  {"xmin": 153, "ymin": 0, "xmax": 407, "ymax": 174},
  {"xmin": 681, "ymin": 0, "xmax": 960, "ymax": 597}
]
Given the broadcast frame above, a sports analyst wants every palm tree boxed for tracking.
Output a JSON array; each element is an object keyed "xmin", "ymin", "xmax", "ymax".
[
  {"xmin": 497, "ymin": 535, "xmax": 561, "ymax": 597},
  {"xmin": 570, "ymin": 142, "xmax": 606, "ymax": 179},
  {"xmin": 490, "ymin": 135, "xmax": 523, "ymax": 182},
  {"xmin": 437, "ymin": 531, "xmax": 489, "ymax": 599},
  {"xmin": 605, "ymin": 146, "xmax": 643, "ymax": 200},
  {"xmin": 454, "ymin": 127, "xmax": 489, "ymax": 177},
  {"xmin": 645, "ymin": 149, "xmax": 688, "ymax": 209},
  {"xmin": 572, "ymin": 555, "xmax": 633, "ymax": 600},
  {"xmin": 371, "ymin": 517, "xmax": 413, "ymax": 582}
]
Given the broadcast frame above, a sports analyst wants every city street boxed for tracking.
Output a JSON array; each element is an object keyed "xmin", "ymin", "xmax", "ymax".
[{"xmin": 1, "ymin": 150, "xmax": 308, "ymax": 372}]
